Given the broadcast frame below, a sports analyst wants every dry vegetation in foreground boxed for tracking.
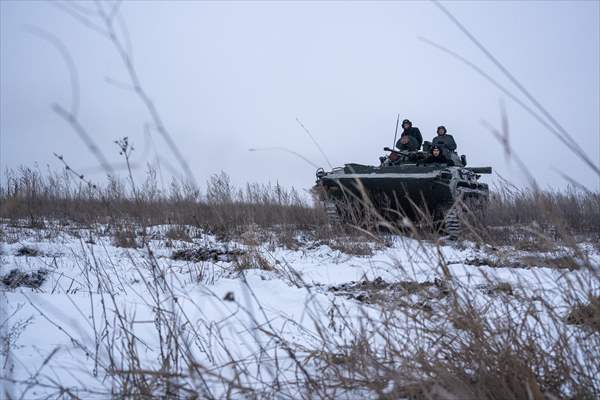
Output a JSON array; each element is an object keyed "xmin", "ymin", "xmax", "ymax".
[
  {"xmin": 1, "ymin": 165, "xmax": 599, "ymax": 399},
  {"xmin": 2, "ymin": 166, "xmax": 599, "ymax": 244},
  {"xmin": 0, "ymin": 167, "xmax": 323, "ymax": 239},
  {"xmin": 2, "ymin": 1, "xmax": 598, "ymax": 397}
]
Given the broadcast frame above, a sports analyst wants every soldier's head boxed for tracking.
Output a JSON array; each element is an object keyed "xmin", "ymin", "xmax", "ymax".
[
  {"xmin": 437, "ymin": 126, "xmax": 447, "ymax": 136},
  {"xmin": 432, "ymin": 145, "xmax": 441, "ymax": 157},
  {"xmin": 402, "ymin": 119, "xmax": 412, "ymax": 130}
]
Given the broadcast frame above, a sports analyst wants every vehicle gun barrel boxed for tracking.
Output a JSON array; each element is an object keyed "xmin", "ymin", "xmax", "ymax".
[
  {"xmin": 466, "ymin": 166, "xmax": 492, "ymax": 174},
  {"xmin": 383, "ymin": 147, "xmax": 409, "ymax": 156}
]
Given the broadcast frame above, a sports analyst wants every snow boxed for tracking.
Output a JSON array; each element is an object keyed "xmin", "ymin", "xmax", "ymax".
[{"xmin": 1, "ymin": 222, "xmax": 598, "ymax": 398}]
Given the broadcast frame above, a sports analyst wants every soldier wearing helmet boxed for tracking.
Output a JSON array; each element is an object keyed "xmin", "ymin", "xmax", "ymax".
[
  {"xmin": 395, "ymin": 119, "xmax": 423, "ymax": 151},
  {"xmin": 423, "ymin": 144, "xmax": 454, "ymax": 166},
  {"xmin": 431, "ymin": 125, "xmax": 457, "ymax": 154}
]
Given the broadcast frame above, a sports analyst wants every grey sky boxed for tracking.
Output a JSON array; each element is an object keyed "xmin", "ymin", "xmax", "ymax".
[{"xmin": 1, "ymin": 0, "xmax": 599, "ymax": 193}]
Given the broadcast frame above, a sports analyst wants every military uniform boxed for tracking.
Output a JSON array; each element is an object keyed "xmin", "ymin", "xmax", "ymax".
[
  {"xmin": 432, "ymin": 134, "xmax": 457, "ymax": 152},
  {"xmin": 396, "ymin": 127, "xmax": 423, "ymax": 151},
  {"xmin": 423, "ymin": 153, "xmax": 453, "ymax": 166}
]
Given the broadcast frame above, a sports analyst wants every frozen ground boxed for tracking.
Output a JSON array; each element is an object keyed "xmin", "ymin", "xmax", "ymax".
[{"xmin": 1, "ymin": 221, "xmax": 598, "ymax": 398}]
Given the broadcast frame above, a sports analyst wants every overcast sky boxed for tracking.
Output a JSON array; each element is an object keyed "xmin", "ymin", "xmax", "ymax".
[{"xmin": 1, "ymin": 0, "xmax": 599, "ymax": 193}]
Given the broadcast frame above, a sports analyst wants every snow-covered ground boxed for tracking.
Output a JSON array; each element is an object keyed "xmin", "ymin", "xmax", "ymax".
[{"xmin": 1, "ymin": 222, "xmax": 599, "ymax": 398}]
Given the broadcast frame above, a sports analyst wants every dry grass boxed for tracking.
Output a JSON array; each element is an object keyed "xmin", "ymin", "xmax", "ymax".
[
  {"xmin": 3, "ymin": 167, "xmax": 599, "ymax": 248},
  {"xmin": 3, "ymin": 176, "xmax": 598, "ymax": 399},
  {"xmin": 566, "ymin": 296, "xmax": 600, "ymax": 333},
  {"xmin": 233, "ymin": 249, "xmax": 274, "ymax": 272},
  {"xmin": 111, "ymin": 224, "xmax": 141, "ymax": 248},
  {"xmin": 3, "ymin": 166, "xmax": 599, "ymax": 400},
  {"xmin": 481, "ymin": 185, "xmax": 600, "ymax": 239},
  {"xmin": 0, "ymin": 167, "xmax": 325, "ymax": 237},
  {"xmin": 164, "ymin": 225, "xmax": 193, "ymax": 243},
  {"xmin": 3, "ymin": 2, "xmax": 598, "ymax": 397}
]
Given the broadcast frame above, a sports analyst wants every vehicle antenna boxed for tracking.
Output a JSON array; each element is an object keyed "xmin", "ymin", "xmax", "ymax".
[
  {"xmin": 296, "ymin": 117, "xmax": 333, "ymax": 169},
  {"xmin": 392, "ymin": 113, "xmax": 400, "ymax": 149}
]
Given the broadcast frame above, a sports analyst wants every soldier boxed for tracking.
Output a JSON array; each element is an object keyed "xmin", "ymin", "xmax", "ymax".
[
  {"xmin": 396, "ymin": 119, "xmax": 423, "ymax": 151},
  {"xmin": 431, "ymin": 125, "xmax": 457, "ymax": 153},
  {"xmin": 423, "ymin": 145, "xmax": 454, "ymax": 165}
]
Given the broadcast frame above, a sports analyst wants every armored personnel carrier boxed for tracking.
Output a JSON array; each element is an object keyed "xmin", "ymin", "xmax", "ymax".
[{"xmin": 314, "ymin": 142, "xmax": 492, "ymax": 238}]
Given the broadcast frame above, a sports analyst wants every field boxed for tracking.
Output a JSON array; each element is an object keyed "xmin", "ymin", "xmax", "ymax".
[
  {"xmin": 2, "ymin": 1, "xmax": 599, "ymax": 398},
  {"xmin": 1, "ymin": 170, "xmax": 599, "ymax": 399}
]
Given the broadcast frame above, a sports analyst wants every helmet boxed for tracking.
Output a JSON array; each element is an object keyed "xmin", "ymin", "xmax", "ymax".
[
  {"xmin": 402, "ymin": 119, "xmax": 412, "ymax": 127},
  {"xmin": 437, "ymin": 125, "xmax": 447, "ymax": 134}
]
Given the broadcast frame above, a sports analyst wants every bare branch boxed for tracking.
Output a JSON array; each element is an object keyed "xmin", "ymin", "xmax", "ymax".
[
  {"xmin": 52, "ymin": 104, "xmax": 115, "ymax": 176},
  {"xmin": 431, "ymin": 0, "xmax": 600, "ymax": 176},
  {"xmin": 248, "ymin": 147, "xmax": 320, "ymax": 169},
  {"xmin": 53, "ymin": 2, "xmax": 109, "ymax": 37},
  {"xmin": 296, "ymin": 118, "xmax": 333, "ymax": 169},
  {"xmin": 419, "ymin": 36, "xmax": 600, "ymax": 176},
  {"xmin": 24, "ymin": 26, "xmax": 80, "ymax": 118}
]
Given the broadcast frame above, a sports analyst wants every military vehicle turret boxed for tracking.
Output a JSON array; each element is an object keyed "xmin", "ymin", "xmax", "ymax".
[{"xmin": 314, "ymin": 142, "xmax": 492, "ymax": 238}]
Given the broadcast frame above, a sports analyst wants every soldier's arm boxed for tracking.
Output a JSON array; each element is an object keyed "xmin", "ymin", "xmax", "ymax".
[
  {"xmin": 447, "ymin": 135, "xmax": 457, "ymax": 151},
  {"xmin": 414, "ymin": 128, "xmax": 423, "ymax": 144},
  {"xmin": 395, "ymin": 137, "xmax": 403, "ymax": 149}
]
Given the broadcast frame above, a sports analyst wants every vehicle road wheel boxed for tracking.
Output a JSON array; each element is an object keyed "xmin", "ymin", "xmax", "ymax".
[
  {"xmin": 444, "ymin": 206, "xmax": 462, "ymax": 240},
  {"xmin": 323, "ymin": 200, "xmax": 342, "ymax": 225}
]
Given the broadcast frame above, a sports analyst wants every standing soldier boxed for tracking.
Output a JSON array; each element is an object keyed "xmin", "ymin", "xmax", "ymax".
[
  {"xmin": 396, "ymin": 119, "xmax": 423, "ymax": 151},
  {"xmin": 432, "ymin": 125, "xmax": 457, "ymax": 153}
]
